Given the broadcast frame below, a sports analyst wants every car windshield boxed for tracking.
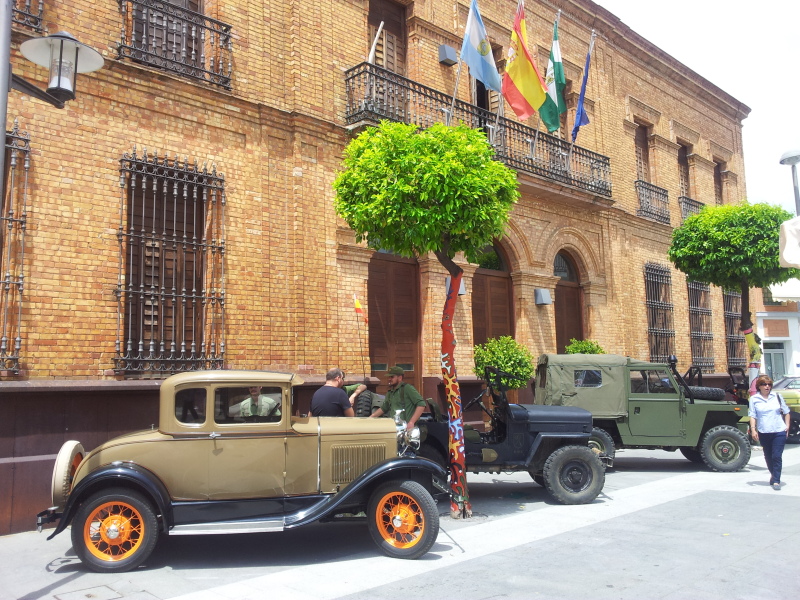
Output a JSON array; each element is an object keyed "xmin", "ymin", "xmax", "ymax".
[{"xmin": 772, "ymin": 378, "xmax": 799, "ymax": 390}]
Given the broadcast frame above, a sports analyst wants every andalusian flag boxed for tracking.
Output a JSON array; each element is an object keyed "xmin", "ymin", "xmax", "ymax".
[
  {"xmin": 460, "ymin": 0, "xmax": 502, "ymax": 93},
  {"xmin": 354, "ymin": 294, "xmax": 368, "ymax": 325},
  {"xmin": 539, "ymin": 14, "xmax": 566, "ymax": 133},
  {"xmin": 501, "ymin": 0, "xmax": 547, "ymax": 121}
]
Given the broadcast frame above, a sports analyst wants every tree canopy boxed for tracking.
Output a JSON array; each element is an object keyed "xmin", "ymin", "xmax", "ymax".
[
  {"xmin": 668, "ymin": 202, "xmax": 800, "ymax": 329},
  {"xmin": 333, "ymin": 121, "xmax": 519, "ymax": 273}
]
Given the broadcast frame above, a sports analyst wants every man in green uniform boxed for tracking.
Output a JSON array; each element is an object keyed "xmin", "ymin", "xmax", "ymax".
[{"xmin": 370, "ymin": 366, "xmax": 426, "ymax": 430}]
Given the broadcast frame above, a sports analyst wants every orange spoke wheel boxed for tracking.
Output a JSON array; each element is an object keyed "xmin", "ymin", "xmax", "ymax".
[
  {"xmin": 367, "ymin": 480, "xmax": 439, "ymax": 560},
  {"xmin": 71, "ymin": 488, "xmax": 159, "ymax": 573}
]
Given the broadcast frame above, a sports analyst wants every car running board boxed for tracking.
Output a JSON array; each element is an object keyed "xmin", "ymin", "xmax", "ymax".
[{"xmin": 169, "ymin": 517, "xmax": 285, "ymax": 535}]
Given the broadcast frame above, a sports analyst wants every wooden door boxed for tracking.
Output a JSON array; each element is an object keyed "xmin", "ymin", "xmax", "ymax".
[
  {"xmin": 472, "ymin": 269, "xmax": 513, "ymax": 346},
  {"xmin": 368, "ymin": 253, "xmax": 420, "ymax": 394},
  {"xmin": 554, "ymin": 281, "xmax": 583, "ymax": 354}
]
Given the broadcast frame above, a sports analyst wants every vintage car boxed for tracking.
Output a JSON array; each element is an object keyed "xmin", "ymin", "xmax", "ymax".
[
  {"xmin": 769, "ymin": 376, "xmax": 800, "ymax": 442},
  {"xmin": 37, "ymin": 371, "xmax": 448, "ymax": 572}
]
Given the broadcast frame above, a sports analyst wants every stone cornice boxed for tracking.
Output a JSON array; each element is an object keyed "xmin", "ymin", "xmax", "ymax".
[
  {"xmin": 627, "ymin": 96, "xmax": 661, "ymax": 125},
  {"xmin": 709, "ymin": 141, "xmax": 734, "ymax": 163},
  {"xmin": 687, "ymin": 153, "xmax": 716, "ymax": 172},
  {"xmin": 650, "ymin": 134, "xmax": 680, "ymax": 155},
  {"xmin": 722, "ymin": 170, "xmax": 738, "ymax": 185},
  {"xmin": 670, "ymin": 120, "xmax": 701, "ymax": 146}
]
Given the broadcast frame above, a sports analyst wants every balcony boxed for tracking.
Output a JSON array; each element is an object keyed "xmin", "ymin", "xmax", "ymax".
[
  {"xmin": 635, "ymin": 180, "xmax": 670, "ymax": 225},
  {"xmin": 679, "ymin": 196, "xmax": 705, "ymax": 222},
  {"xmin": 118, "ymin": 0, "xmax": 232, "ymax": 90},
  {"xmin": 344, "ymin": 63, "xmax": 612, "ymax": 198},
  {"xmin": 12, "ymin": 0, "xmax": 43, "ymax": 31}
]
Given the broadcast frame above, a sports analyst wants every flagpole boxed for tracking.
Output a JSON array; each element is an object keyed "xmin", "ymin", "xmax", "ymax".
[
  {"xmin": 367, "ymin": 21, "xmax": 384, "ymax": 64},
  {"xmin": 447, "ymin": 59, "xmax": 464, "ymax": 126},
  {"xmin": 353, "ymin": 294, "xmax": 368, "ymax": 381}
]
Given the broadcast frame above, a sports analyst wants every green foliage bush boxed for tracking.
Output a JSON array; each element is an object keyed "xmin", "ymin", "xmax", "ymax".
[
  {"xmin": 473, "ymin": 336, "xmax": 535, "ymax": 390},
  {"xmin": 564, "ymin": 338, "xmax": 605, "ymax": 354}
]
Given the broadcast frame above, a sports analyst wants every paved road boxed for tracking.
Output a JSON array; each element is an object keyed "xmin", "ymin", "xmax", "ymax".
[{"xmin": 2, "ymin": 445, "xmax": 799, "ymax": 600}]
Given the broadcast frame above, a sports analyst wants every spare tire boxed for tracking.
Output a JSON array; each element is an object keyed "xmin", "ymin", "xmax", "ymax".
[
  {"xmin": 355, "ymin": 392, "xmax": 379, "ymax": 417},
  {"xmin": 51, "ymin": 440, "xmax": 84, "ymax": 508},
  {"xmin": 687, "ymin": 386, "xmax": 726, "ymax": 401}
]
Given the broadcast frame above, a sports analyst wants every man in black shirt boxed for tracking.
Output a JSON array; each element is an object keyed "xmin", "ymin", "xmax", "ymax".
[{"xmin": 311, "ymin": 368, "xmax": 355, "ymax": 417}]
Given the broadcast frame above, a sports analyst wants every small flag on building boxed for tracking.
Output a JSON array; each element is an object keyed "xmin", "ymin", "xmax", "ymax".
[
  {"xmin": 571, "ymin": 31, "xmax": 596, "ymax": 143},
  {"xmin": 354, "ymin": 294, "xmax": 368, "ymax": 325},
  {"xmin": 501, "ymin": 0, "xmax": 547, "ymax": 121},
  {"xmin": 460, "ymin": 0, "xmax": 502, "ymax": 93},
  {"xmin": 539, "ymin": 12, "xmax": 566, "ymax": 133}
]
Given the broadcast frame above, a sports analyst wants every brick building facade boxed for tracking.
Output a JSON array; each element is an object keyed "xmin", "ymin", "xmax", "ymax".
[{"xmin": 1, "ymin": 0, "xmax": 754, "ymax": 533}]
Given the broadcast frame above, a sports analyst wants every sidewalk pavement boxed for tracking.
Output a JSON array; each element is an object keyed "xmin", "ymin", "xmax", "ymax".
[{"xmin": 1, "ymin": 445, "xmax": 798, "ymax": 600}]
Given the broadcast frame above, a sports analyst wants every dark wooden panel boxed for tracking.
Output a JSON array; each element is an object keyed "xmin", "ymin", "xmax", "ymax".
[
  {"xmin": 555, "ymin": 282, "xmax": 583, "ymax": 353},
  {"xmin": 472, "ymin": 270, "xmax": 513, "ymax": 346}
]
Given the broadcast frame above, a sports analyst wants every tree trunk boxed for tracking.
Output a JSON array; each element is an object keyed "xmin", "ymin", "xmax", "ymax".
[
  {"xmin": 434, "ymin": 249, "xmax": 471, "ymax": 518},
  {"xmin": 739, "ymin": 278, "xmax": 761, "ymax": 384}
]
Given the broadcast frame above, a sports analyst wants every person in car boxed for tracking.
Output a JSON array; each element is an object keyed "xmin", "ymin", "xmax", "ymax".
[
  {"xmin": 749, "ymin": 375, "xmax": 791, "ymax": 490},
  {"xmin": 234, "ymin": 386, "xmax": 281, "ymax": 420},
  {"xmin": 311, "ymin": 368, "xmax": 354, "ymax": 417}
]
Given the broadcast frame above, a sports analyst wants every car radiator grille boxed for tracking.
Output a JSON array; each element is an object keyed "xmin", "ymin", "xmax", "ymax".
[{"xmin": 331, "ymin": 444, "xmax": 386, "ymax": 484}]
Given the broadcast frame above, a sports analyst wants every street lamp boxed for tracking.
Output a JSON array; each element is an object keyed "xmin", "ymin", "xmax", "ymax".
[{"xmin": 779, "ymin": 149, "xmax": 800, "ymax": 216}]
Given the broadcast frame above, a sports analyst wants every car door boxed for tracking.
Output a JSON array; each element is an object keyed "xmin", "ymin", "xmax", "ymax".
[
  {"xmin": 207, "ymin": 384, "xmax": 287, "ymax": 505},
  {"xmin": 627, "ymin": 368, "xmax": 684, "ymax": 440}
]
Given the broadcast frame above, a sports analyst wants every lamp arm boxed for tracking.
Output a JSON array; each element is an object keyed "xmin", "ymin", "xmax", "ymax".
[{"xmin": 10, "ymin": 73, "xmax": 65, "ymax": 109}]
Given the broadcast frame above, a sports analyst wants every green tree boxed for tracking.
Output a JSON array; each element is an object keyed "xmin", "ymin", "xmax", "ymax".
[
  {"xmin": 564, "ymin": 339, "xmax": 605, "ymax": 354},
  {"xmin": 473, "ymin": 336, "xmax": 535, "ymax": 390},
  {"xmin": 668, "ymin": 202, "xmax": 800, "ymax": 332},
  {"xmin": 334, "ymin": 121, "xmax": 519, "ymax": 518}
]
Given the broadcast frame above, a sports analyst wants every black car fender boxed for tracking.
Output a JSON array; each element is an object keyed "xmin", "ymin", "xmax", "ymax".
[
  {"xmin": 284, "ymin": 456, "xmax": 448, "ymax": 529},
  {"xmin": 47, "ymin": 462, "xmax": 173, "ymax": 540}
]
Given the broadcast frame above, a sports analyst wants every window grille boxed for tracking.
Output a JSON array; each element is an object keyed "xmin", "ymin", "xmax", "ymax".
[
  {"xmin": 713, "ymin": 161, "xmax": 725, "ymax": 205},
  {"xmin": 0, "ymin": 120, "xmax": 30, "ymax": 374},
  {"xmin": 678, "ymin": 144, "xmax": 691, "ymax": 198},
  {"xmin": 723, "ymin": 290, "xmax": 746, "ymax": 368},
  {"xmin": 635, "ymin": 180, "xmax": 670, "ymax": 225},
  {"xmin": 634, "ymin": 123, "xmax": 650, "ymax": 182},
  {"xmin": 116, "ymin": 147, "xmax": 226, "ymax": 375},
  {"xmin": 679, "ymin": 196, "xmax": 704, "ymax": 222},
  {"xmin": 118, "ymin": 0, "xmax": 233, "ymax": 90},
  {"xmin": 12, "ymin": 0, "xmax": 43, "ymax": 31},
  {"xmin": 687, "ymin": 280, "xmax": 714, "ymax": 372},
  {"xmin": 644, "ymin": 263, "xmax": 675, "ymax": 363}
]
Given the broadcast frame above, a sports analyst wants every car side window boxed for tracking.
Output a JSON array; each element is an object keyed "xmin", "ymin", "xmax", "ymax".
[
  {"xmin": 175, "ymin": 388, "xmax": 207, "ymax": 424},
  {"xmin": 574, "ymin": 369, "xmax": 602, "ymax": 388},
  {"xmin": 646, "ymin": 370, "xmax": 676, "ymax": 394},
  {"xmin": 630, "ymin": 372, "xmax": 647, "ymax": 394},
  {"xmin": 214, "ymin": 386, "xmax": 283, "ymax": 424}
]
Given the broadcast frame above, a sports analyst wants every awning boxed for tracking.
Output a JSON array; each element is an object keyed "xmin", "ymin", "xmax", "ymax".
[{"xmin": 770, "ymin": 278, "xmax": 800, "ymax": 301}]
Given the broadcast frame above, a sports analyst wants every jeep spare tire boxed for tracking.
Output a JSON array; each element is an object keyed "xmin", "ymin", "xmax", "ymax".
[
  {"xmin": 355, "ymin": 392, "xmax": 377, "ymax": 417},
  {"xmin": 700, "ymin": 425, "xmax": 751, "ymax": 472},
  {"xmin": 542, "ymin": 445, "xmax": 604, "ymax": 504},
  {"xmin": 687, "ymin": 386, "xmax": 726, "ymax": 401}
]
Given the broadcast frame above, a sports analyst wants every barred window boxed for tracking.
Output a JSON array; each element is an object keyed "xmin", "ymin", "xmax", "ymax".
[
  {"xmin": 116, "ymin": 147, "xmax": 225, "ymax": 376},
  {"xmin": 119, "ymin": 0, "xmax": 233, "ymax": 89},
  {"xmin": 0, "ymin": 121, "xmax": 30, "ymax": 374},
  {"xmin": 634, "ymin": 122, "xmax": 651, "ymax": 182},
  {"xmin": 644, "ymin": 263, "xmax": 675, "ymax": 363},
  {"xmin": 723, "ymin": 290, "xmax": 746, "ymax": 368},
  {"xmin": 12, "ymin": 0, "xmax": 43, "ymax": 31},
  {"xmin": 713, "ymin": 161, "xmax": 725, "ymax": 205},
  {"xmin": 687, "ymin": 281, "xmax": 714, "ymax": 373}
]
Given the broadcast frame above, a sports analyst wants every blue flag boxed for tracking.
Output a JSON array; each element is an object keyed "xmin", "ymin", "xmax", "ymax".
[
  {"xmin": 571, "ymin": 33, "xmax": 595, "ymax": 143},
  {"xmin": 460, "ymin": 0, "xmax": 502, "ymax": 93}
]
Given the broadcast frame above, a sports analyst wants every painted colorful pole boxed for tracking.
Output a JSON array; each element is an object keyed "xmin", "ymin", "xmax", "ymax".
[{"xmin": 440, "ymin": 270, "xmax": 471, "ymax": 518}]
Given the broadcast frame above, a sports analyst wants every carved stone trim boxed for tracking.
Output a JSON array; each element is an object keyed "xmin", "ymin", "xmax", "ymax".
[
  {"xmin": 622, "ymin": 119, "xmax": 638, "ymax": 137},
  {"xmin": 627, "ymin": 96, "xmax": 661, "ymax": 125},
  {"xmin": 722, "ymin": 170, "xmax": 738, "ymax": 185},
  {"xmin": 687, "ymin": 153, "xmax": 716, "ymax": 172},
  {"xmin": 650, "ymin": 134, "xmax": 680, "ymax": 155},
  {"xmin": 708, "ymin": 141, "xmax": 733, "ymax": 163},
  {"xmin": 670, "ymin": 120, "xmax": 700, "ymax": 146}
]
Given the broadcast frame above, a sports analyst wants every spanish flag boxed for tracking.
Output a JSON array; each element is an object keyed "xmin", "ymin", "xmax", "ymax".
[
  {"xmin": 501, "ymin": 0, "xmax": 547, "ymax": 121},
  {"xmin": 354, "ymin": 294, "xmax": 368, "ymax": 325}
]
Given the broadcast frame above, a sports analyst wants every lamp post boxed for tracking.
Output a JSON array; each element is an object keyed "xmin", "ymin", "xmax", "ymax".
[
  {"xmin": 0, "ymin": 0, "xmax": 104, "ymax": 205},
  {"xmin": 779, "ymin": 149, "xmax": 800, "ymax": 216}
]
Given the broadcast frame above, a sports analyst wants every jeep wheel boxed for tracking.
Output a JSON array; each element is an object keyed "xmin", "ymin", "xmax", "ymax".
[
  {"xmin": 417, "ymin": 443, "xmax": 447, "ymax": 469},
  {"xmin": 71, "ymin": 488, "xmax": 159, "ymax": 573},
  {"xmin": 367, "ymin": 480, "xmax": 439, "ymax": 559},
  {"xmin": 529, "ymin": 473, "xmax": 545, "ymax": 487},
  {"xmin": 687, "ymin": 386, "xmax": 726, "ymax": 401},
  {"xmin": 700, "ymin": 425, "xmax": 751, "ymax": 472},
  {"xmin": 588, "ymin": 427, "xmax": 615, "ymax": 464},
  {"xmin": 542, "ymin": 446, "xmax": 605, "ymax": 505},
  {"xmin": 355, "ymin": 392, "xmax": 377, "ymax": 417},
  {"xmin": 680, "ymin": 447, "xmax": 703, "ymax": 463},
  {"xmin": 788, "ymin": 412, "xmax": 800, "ymax": 444}
]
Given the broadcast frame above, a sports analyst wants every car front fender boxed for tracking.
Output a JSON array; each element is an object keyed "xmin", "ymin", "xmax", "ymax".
[
  {"xmin": 284, "ymin": 456, "xmax": 447, "ymax": 529},
  {"xmin": 46, "ymin": 462, "xmax": 173, "ymax": 540}
]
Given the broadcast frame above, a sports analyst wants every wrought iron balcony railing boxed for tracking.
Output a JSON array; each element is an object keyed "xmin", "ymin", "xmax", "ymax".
[
  {"xmin": 635, "ymin": 180, "xmax": 670, "ymax": 225},
  {"xmin": 12, "ymin": 0, "xmax": 43, "ymax": 31},
  {"xmin": 345, "ymin": 63, "xmax": 612, "ymax": 198},
  {"xmin": 118, "ymin": 0, "xmax": 232, "ymax": 90},
  {"xmin": 679, "ymin": 196, "xmax": 704, "ymax": 222}
]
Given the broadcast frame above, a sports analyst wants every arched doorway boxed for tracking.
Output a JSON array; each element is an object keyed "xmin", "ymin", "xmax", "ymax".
[
  {"xmin": 553, "ymin": 251, "xmax": 584, "ymax": 353},
  {"xmin": 472, "ymin": 243, "xmax": 513, "ymax": 346},
  {"xmin": 367, "ymin": 252, "xmax": 421, "ymax": 393}
]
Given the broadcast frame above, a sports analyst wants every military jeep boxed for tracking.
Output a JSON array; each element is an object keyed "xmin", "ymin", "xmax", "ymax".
[
  {"xmin": 37, "ymin": 371, "xmax": 447, "ymax": 572},
  {"xmin": 534, "ymin": 354, "xmax": 751, "ymax": 471}
]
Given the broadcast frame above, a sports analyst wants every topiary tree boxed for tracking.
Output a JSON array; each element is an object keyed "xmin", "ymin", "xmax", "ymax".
[
  {"xmin": 668, "ymin": 203, "xmax": 800, "ymax": 380},
  {"xmin": 564, "ymin": 338, "xmax": 605, "ymax": 354},
  {"xmin": 334, "ymin": 121, "xmax": 520, "ymax": 518},
  {"xmin": 473, "ymin": 336, "xmax": 535, "ymax": 390}
]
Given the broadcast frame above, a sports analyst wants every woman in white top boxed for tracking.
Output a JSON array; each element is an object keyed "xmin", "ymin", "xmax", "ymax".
[{"xmin": 748, "ymin": 375, "xmax": 791, "ymax": 490}]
